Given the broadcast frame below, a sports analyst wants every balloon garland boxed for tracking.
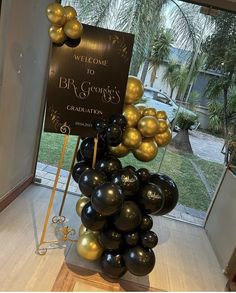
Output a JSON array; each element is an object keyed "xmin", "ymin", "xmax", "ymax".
[
  {"xmin": 72, "ymin": 75, "xmax": 179, "ymax": 278},
  {"xmin": 46, "ymin": 3, "xmax": 83, "ymax": 45},
  {"xmin": 45, "ymin": 4, "xmax": 178, "ymax": 279}
]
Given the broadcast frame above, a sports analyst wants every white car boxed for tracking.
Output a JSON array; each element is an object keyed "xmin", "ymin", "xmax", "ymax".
[{"xmin": 139, "ymin": 87, "xmax": 199, "ymax": 129}]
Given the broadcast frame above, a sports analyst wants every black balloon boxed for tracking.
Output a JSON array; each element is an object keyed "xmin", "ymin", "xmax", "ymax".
[
  {"xmin": 81, "ymin": 202, "xmax": 106, "ymax": 231},
  {"xmin": 137, "ymin": 183, "xmax": 165, "ymax": 214},
  {"xmin": 136, "ymin": 168, "xmax": 151, "ymax": 184},
  {"xmin": 124, "ymin": 246, "xmax": 155, "ymax": 276},
  {"xmin": 123, "ymin": 165, "xmax": 136, "ymax": 173},
  {"xmin": 98, "ymin": 228, "xmax": 123, "ymax": 251},
  {"xmin": 125, "ymin": 232, "xmax": 139, "ymax": 246},
  {"xmin": 93, "ymin": 119, "xmax": 108, "ymax": 134},
  {"xmin": 140, "ymin": 215, "xmax": 153, "ymax": 231},
  {"xmin": 76, "ymin": 149, "xmax": 84, "ymax": 162},
  {"xmin": 79, "ymin": 169, "xmax": 107, "ymax": 197},
  {"xmin": 72, "ymin": 161, "xmax": 90, "ymax": 183},
  {"xmin": 96, "ymin": 156, "xmax": 122, "ymax": 177},
  {"xmin": 65, "ymin": 37, "xmax": 81, "ymax": 47},
  {"xmin": 140, "ymin": 231, "xmax": 158, "ymax": 249},
  {"xmin": 106, "ymin": 125, "xmax": 123, "ymax": 147},
  {"xmin": 150, "ymin": 173, "xmax": 179, "ymax": 215},
  {"xmin": 80, "ymin": 137, "xmax": 107, "ymax": 162},
  {"xmin": 111, "ymin": 169, "xmax": 139, "ymax": 198},
  {"xmin": 113, "ymin": 201, "xmax": 142, "ymax": 232},
  {"xmin": 109, "ymin": 114, "xmax": 127, "ymax": 130},
  {"xmin": 101, "ymin": 252, "xmax": 127, "ymax": 279},
  {"xmin": 91, "ymin": 182, "xmax": 124, "ymax": 216}
]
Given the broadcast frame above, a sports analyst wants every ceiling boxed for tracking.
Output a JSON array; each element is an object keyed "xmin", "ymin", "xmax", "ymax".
[{"xmin": 183, "ymin": 0, "xmax": 236, "ymax": 13}]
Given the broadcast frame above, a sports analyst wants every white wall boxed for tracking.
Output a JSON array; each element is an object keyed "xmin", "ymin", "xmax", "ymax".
[
  {"xmin": 0, "ymin": 0, "xmax": 51, "ymax": 199},
  {"xmin": 205, "ymin": 169, "xmax": 236, "ymax": 270},
  {"xmin": 138, "ymin": 63, "xmax": 179, "ymax": 100}
]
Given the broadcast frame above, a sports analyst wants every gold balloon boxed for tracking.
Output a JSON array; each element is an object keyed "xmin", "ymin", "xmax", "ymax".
[
  {"xmin": 154, "ymin": 128, "xmax": 172, "ymax": 147},
  {"xmin": 46, "ymin": 3, "xmax": 66, "ymax": 26},
  {"xmin": 156, "ymin": 119, "xmax": 169, "ymax": 134},
  {"xmin": 156, "ymin": 110, "xmax": 167, "ymax": 120},
  {"xmin": 48, "ymin": 26, "xmax": 66, "ymax": 44},
  {"xmin": 76, "ymin": 196, "xmax": 90, "ymax": 217},
  {"xmin": 123, "ymin": 105, "xmax": 141, "ymax": 128},
  {"xmin": 125, "ymin": 76, "xmax": 144, "ymax": 104},
  {"xmin": 64, "ymin": 19, "xmax": 83, "ymax": 39},
  {"xmin": 64, "ymin": 6, "xmax": 77, "ymax": 21},
  {"xmin": 136, "ymin": 105, "xmax": 146, "ymax": 116},
  {"xmin": 109, "ymin": 143, "xmax": 130, "ymax": 157},
  {"xmin": 79, "ymin": 224, "xmax": 99, "ymax": 236},
  {"xmin": 138, "ymin": 116, "xmax": 159, "ymax": 137},
  {"xmin": 133, "ymin": 139, "xmax": 158, "ymax": 162},
  {"xmin": 122, "ymin": 128, "xmax": 142, "ymax": 150},
  {"xmin": 143, "ymin": 108, "xmax": 156, "ymax": 117},
  {"xmin": 77, "ymin": 232, "xmax": 103, "ymax": 261}
]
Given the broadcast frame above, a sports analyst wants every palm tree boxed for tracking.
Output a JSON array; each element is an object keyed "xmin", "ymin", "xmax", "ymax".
[
  {"xmin": 149, "ymin": 28, "xmax": 173, "ymax": 87},
  {"xmin": 162, "ymin": 60, "xmax": 180, "ymax": 99}
]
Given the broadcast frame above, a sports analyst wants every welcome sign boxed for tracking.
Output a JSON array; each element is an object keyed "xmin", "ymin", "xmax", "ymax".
[{"xmin": 44, "ymin": 24, "xmax": 134, "ymax": 137}]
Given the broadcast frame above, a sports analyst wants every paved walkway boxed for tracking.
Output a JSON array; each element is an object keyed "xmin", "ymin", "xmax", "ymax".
[{"xmin": 35, "ymin": 162, "xmax": 206, "ymax": 226}]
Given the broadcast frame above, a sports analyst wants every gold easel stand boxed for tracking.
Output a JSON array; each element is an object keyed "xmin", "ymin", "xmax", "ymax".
[{"xmin": 36, "ymin": 125, "xmax": 99, "ymax": 255}]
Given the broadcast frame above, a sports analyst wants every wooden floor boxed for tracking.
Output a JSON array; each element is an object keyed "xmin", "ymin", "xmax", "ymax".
[{"xmin": 0, "ymin": 184, "xmax": 227, "ymax": 291}]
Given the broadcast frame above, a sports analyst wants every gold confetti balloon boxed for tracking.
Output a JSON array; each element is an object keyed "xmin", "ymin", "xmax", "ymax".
[
  {"xmin": 64, "ymin": 6, "xmax": 77, "ymax": 21},
  {"xmin": 125, "ymin": 76, "xmax": 144, "ymax": 104},
  {"xmin": 154, "ymin": 128, "xmax": 172, "ymax": 147},
  {"xmin": 133, "ymin": 138, "xmax": 158, "ymax": 162},
  {"xmin": 156, "ymin": 110, "xmax": 167, "ymax": 120},
  {"xmin": 64, "ymin": 19, "xmax": 83, "ymax": 39},
  {"xmin": 109, "ymin": 143, "xmax": 130, "ymax": 158},
  {"xmin": 143, "ymin": 107, "xmax": 156, "ymax": 117},
  {"xmin": 156, "ymin": 119, "xmax": 169, "ymax": 134},
  {"xmin": 123, "ymin": 104, "xmax": 141, "ymax": 128},
  {"xmin": 46, "ymin": 3, "xmax": 66, "ymax": 26},
  {"xmin": 136, "ymin": 105, "xmax": 146, "ymax": 116},
  {"xmin": 77, "ymin": 232, "xmax": 103, "ymax": 261},
  {"xmin": 122, "ymin": 128, "xmax": 142, "ymax": 150},
  {"xmin": 138, "ymin": 116, "xmax": 159, "ymax": 138},
  {"xmin": 76, "ymin": 196, "xmax": 90, "ymax": 217},
  {"xmin": 48, "ymin": 26, "xmax": 66, "ymax": 44}
]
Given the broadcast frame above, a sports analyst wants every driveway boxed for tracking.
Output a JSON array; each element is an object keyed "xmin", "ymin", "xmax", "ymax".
[{"xmin": 188, "ymin": 130, "xmax": 225, "ymax": 164}]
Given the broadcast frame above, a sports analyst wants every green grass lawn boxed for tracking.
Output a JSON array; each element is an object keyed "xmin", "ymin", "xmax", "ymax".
[{"xmin": 38, "ymin": 132, "xmax": 224, "ymax": 211}]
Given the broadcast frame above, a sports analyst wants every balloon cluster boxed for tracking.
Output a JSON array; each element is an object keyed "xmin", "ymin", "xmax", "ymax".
[
  {"xmin": 46, "ymin": 3, "xmax": 83, "ymax": 45},
  {"xmin": 109, "ymin": 76, "xmax": 172, "ymax": 162},
  {"xmin": 75, "ymin": 154, "xmax": 179, "ymax": 279}
]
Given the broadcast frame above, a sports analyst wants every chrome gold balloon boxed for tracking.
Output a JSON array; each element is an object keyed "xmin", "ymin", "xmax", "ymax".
[
  {"xmin": 77, "ymin": 232, "xmax": 103, "ymax": 261},
  {"xmin": 156, "ymin": 119, "xmax": 169, "ymax": 134},
  {"xmin": 122, "ymin": 128, "xmax": 142, "ymax": 150},
  {"xmin": 154, "ymin": 128, "xmax": 172, "ymax": 147},
  {"xmin": 156, "ymin": 110, "xmax": 167, "ymax": 120},
  {"xmin": 133, "ymin": 139, "xmax": 158, "ymax": 162},
  {"xmin": 64, "ymin": 19, "xmax": 83, "ymax": 39},
  {"xmin": 109, "ymin": 143, "xmax": 130, "ymax": 157},
  {"xmin": 46, "ymin": 3, "xmax": 66, "ymax": 26},
  {"xmin": 143, "ymin": 108, "xmax": 156, "ymax": 117},
  {"xmin": 76, "ymin": 196, "xmax": 90, "ymax": 217},
  {"xmin": 123, "ymin": 104, "xmax": 141, "ymax": 128},
  {"xmin": 125, "ymin": 76, "xmax": 144, "ymax": 104},
  {"xmin": 48, "ymin": 26, "xmax": 66, "ymax": 44},
  {"xmin": 138, "ymin": 116, "xmax": 159, "ymax": 137},
  {"xmin": 79, "ymin": 224, "xmax": 99, "ymax": 236},
  {"xmin": 64, "ymin": 6, "xmax": 77, "ymax": 21}
]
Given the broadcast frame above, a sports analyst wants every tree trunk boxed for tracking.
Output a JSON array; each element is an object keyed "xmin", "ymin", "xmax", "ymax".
[
  {"xmin": 223, "ymin": 87, "xmax": 229, "ymax": 138},
  {"xmin": 170, "ymin": 87, "xmax": 174, "ymax": 100},
  {"xmin": 150, "ymin": 64, "xmax": 158, "ymax": 87},
  {"xmin": 140, "ymin": 60, "xmax": 149, "ymax": 84},
  {"xmin": 169, "ymin": 129, "xmax": 193, "ymax": 154}
]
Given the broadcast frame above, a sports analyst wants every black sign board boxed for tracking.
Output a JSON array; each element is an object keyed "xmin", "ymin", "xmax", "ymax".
[{"xmin": 44, "ymin": 24, "xmax": 134, "ymax": 137}]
